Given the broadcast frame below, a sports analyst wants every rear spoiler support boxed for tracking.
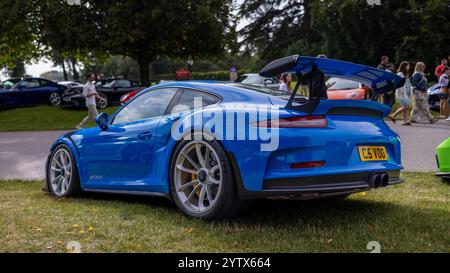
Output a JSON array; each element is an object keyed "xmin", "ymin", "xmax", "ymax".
[{"xmin": 285, "ymin": 73, "xmax": 321, "ymax": 115}]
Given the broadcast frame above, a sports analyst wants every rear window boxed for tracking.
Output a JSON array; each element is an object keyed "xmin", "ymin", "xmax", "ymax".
[
  {"xmin": 228, "ymin": 83, "xmax": 287, "ymax": 96},
  {"xmin": 238, "ymin": 74, "xmax": 264, "ymax": 85},
  {"xmin": 326, "ymin": 77, "xmax": 360, "ymax": 90}
]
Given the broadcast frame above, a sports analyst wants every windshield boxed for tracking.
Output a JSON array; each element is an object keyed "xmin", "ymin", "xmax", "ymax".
[
  {"xmin": 1, "ymin": 79, "xmax": 20, "ymax": 89},
  {"xmin": 326, "ymin": 77, "xmax": 360, "ymax": 90}
]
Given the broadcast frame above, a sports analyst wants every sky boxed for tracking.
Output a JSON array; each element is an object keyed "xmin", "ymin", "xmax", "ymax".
[{"xmin": 20, "ymin": 1, "xmax": 249, "ymax": 79}]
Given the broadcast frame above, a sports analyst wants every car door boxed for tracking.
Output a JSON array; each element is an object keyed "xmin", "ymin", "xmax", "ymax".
[
  {"xmin": 77, "ymin": 87, "xmax": 178, "ymax": 190},
  {"xmin": 153, "ymin": 88, "xmax": 221, "ymax": 152},
  {"xmin": 14, "ymin": 80, "xmax": 38, "ymax": 105}
]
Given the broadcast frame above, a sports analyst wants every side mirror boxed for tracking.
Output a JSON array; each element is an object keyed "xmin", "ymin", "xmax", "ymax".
[
  {"xmin": 95, "ymin": 112, "xmax": 109, "ymax": 131},
  {"xmin": 264, "ymin": 79, "xmax": 273, "ymax": 85}
]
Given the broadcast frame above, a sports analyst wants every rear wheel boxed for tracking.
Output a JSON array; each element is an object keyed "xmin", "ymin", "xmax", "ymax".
[
  {"xmin": 49, "ymin": 92, "xmax": 61, "ymax": 106},
  {"xmin": 170, "ymin": 136, "xmax": 249, "ymax": 220},
  {"xmin": 46, "ymin": 144, "xmax": 80, "ymax": 197}
]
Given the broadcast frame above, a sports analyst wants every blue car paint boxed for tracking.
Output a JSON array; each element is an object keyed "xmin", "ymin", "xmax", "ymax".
[
  {"xmin": 48, "ymin": 82, "xmax": 403, "ymax": 196},
  {"xmin": 0, "ymin": 78, "xmax": 66, "ymax": 108},
  {"xmin": 47, "ymin": 58, "xmax": 404, "ymax": 198}
]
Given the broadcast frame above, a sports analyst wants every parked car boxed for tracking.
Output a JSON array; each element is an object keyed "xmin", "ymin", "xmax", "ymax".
[
  {"xmin": 0, "ymin": 78, "xmax": 67, "ymax": 109},
  {"xmin": 62, "ymin": 79, "xmax": 145, "ymax": 108},
  {"xmin": 120, "ymin": 89, "xmax": 141, "ymax": 105},
  {"xmin": 236, "ymin": 73, "xmax": 281, "ymax": 90},
  {"xmin": 427, "ymin": 83, "xmax": 448, "ymax": 109},
  {"xmin": 45, "ymin": 56, "xmax": 405, "ymax": 220},
  {"xmin": 326, "ymin": 77, "xmax": 371, "ymax": 100},
  {"xmin": 436, "ymin": 137, "xmax": 450, "ymax": 181}
]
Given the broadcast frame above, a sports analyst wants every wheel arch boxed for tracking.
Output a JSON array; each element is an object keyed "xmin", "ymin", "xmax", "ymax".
[{"xmin": 47, "ymin": 135, "xmax": 84, "ymax": 189}]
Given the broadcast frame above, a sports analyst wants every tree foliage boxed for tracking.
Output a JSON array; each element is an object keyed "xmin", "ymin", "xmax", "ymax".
[
  {"xmin": 240, "ymin": 0, "xmax": 450, "ymax": 77},
  {"xmin": 0, "ymin": 0, "xmax": 40, "ymax": 77}
]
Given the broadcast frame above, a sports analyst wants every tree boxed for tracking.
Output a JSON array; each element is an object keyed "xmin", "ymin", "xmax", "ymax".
[
  {"xmin": 0, "ymin": 0, "xmax": 41, "ymax": 77},
  {"xmin": 239, "ymin": 0, "xmax": 321, "ymax": 63},
  {"xmin": 37, "ymin": 0, "xmax": 102, "ymax": 81},
  {"xmin": 90, "ymin": 0, "xmax": 233, "ymax": 85},
  {"xmin": 240, "ymin": 0, "xmax": 450, "ymax": 78}
]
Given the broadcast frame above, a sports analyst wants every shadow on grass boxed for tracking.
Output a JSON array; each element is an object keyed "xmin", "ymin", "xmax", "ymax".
[{"xmin": 68, "ymin": 190, "xmax": 446, "ymax": 231}]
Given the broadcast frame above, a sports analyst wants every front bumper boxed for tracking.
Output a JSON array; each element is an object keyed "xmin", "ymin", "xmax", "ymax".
[
  {"xmin": 62, "ymin": 94, "xmax": 84, "ymax": 107},
  {"xmin": 436, "ymin": 172, "xmax": 450, "ymax": 180}
]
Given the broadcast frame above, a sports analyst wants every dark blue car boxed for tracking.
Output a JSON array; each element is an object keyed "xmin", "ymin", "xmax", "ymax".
[{"xmin": 0, "ymin": 78, "xmax": 67, "ymax": 109}]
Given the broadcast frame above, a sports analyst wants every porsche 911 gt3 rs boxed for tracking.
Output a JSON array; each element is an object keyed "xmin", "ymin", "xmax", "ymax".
[{"xmin": 45, "ymin": 56, "xmax": 405, "ymax": 219}]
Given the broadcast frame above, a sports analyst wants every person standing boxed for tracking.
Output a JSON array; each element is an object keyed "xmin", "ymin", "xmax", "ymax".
[
  {"xmin": 77, "ymin": 73, "xmax": 103, "ymax": 129},
  {"xmin": 383, "ymin": 63, "xmax": 396, "ymax": 107},
  {"xmin": 410, "ymin": 62, "xmax": 437, "ymax": 124},
  {"xmin": 377, "ymin": 56, "xmax": 389, "ymax": 70},
  {"xmin": 438, "ymin": 66, "xmax": 450, "ymax": 119},
  {"xmin": 388, "ymin": 61, "xmax": 411, "ymax": 125},
  {"xmin": 279, "ymin": 73, "xmax": 292, "ymax": 93},
  {"xmin": 435, "ymin": 58, "xmax": 448, "ymax": 79}
]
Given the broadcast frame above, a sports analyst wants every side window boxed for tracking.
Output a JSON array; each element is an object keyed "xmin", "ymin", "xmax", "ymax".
[
  {"xmin": 112, "ymin": 88, "xmax": 177, "ymax": 124},
  {"xmin": 39, "ymin": 79, "xmax": 51, "ymax": 86},
  {"xmin": 171, "ymin": 89, "xmax": 219, "ymax": 114},
  {"xmin": 26, "ymin": 79, "xmax": 41, "ymax": 88},
  {"xmin": 115, "ymin": 80, "xmax": 131, "ymax": 88}
]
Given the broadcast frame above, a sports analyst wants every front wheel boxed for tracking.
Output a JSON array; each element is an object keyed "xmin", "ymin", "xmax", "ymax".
[
  {"xmin": 170, "ymin": 137, "xmax": 249, "ymax": 220},
  {"xmin": 49, "ymin": 92, "xmax": 61, "ymax": 106},
  {"xmin": 96, "ymin": 93, "xmax": 108, "ymax": 109},
  {"xmin": 46, "ymin": 144, "xmax": 80, "ymax": 197}
]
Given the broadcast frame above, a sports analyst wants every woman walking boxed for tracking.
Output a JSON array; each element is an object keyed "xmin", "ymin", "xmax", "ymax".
[
  {"xmin": 389, "ymin": 61, "xmax": 412, "ymax": 125},
  {"xmin": 410, "ymin": 62, "xmax": 437, "ymax": 124},
  {"xmin": 438, "ymin": 66, "xmax": 449, "ymax": 119}
]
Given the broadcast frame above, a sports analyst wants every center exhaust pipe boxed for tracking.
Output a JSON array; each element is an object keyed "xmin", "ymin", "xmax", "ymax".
[{"xmin": 369, "ymin": 173, "xmax": 389, "ymax": 188}]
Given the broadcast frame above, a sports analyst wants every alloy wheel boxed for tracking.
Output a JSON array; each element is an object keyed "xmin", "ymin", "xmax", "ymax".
[
  {"xmin": 174, "ymin": 140, "xmax": 223, "ymax": 214},
  {"xmin": 49, "ymin": 148, "xmax": 73, "ymax": 196}
]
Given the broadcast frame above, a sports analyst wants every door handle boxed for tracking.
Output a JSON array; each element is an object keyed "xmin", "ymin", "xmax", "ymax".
[{"xmin": 138, "ymin": 131, "xmax": 152, "ymax": 140}]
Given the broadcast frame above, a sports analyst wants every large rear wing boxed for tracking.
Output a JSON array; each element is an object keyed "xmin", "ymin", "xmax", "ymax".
[{"xmin": 259, "ymin": 55, "xmax": 405, "ymax": 114}]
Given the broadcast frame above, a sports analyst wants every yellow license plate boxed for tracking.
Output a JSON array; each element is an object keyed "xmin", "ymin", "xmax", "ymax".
[{"xmin": 358, "ymin": 146, "xmax": 388, "ymax": 161}]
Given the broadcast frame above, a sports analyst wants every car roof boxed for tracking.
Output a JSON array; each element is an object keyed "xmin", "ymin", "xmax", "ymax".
[{"xmin": 150, "ymin": 81, "xmax": 275, "ymax": 104}]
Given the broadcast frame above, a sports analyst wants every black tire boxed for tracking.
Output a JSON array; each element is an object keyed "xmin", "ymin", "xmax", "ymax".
[
  {"xmin": 49, "ymin": 92, "xmax": 61, "ymax": 106},
  {"xmin": 96, "ymin": 93, "xmax": 108, "ymax": 109},
  {"xmin": 46, "ymin": 144, "xmax": 81, "ymax": 198},
  {"xmin": 169, "ymin": 135, "xmax": 250, "ymax": 220}
]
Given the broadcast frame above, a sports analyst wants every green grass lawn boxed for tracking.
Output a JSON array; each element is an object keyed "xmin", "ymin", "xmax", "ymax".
[
  {"xmin": 0, "ymin": 105, "xmax": 119, "ymax": 132},
  {"xmin": 0, "ymin": 173, "xmax": 448, "ymax": 253}
]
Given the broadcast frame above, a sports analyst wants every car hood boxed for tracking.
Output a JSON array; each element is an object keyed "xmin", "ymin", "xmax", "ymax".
[{"xmin": 259, "ymin": 55, "xmax": 405, "ymax": 94}]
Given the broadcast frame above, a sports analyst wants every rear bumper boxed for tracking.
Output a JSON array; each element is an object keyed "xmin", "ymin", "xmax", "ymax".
[{"xmin": 228, "ymin": 152, "xmax": 403, "ymax": 200}]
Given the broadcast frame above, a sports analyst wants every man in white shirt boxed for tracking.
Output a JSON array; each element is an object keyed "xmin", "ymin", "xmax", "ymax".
[{"xmin": 77, "ymin": 73, "xmax": 103, "ymax": 129}]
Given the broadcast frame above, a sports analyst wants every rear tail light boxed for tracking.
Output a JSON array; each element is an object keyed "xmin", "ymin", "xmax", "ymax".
[
  {"xmin": 255, "ymin": 116, "xmax": 328, "ymax": 128},
  {"xmin": 290, "ymin": 161, "xmax": 326, "ymax": 169}
]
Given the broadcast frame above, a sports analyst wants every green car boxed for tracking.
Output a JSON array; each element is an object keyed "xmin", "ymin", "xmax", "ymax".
[{"xmin": 436, "ymin": 137, "xmax": 450, "ymax": 181}]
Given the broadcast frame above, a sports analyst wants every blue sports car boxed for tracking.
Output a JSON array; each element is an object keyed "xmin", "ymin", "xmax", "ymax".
[
  {"xmin": 0, "ymin": 77, "xmax": 67, "ymax": 109},
  {"xmin": 45, "ymin": 56, "xmax": 405, "ymax": 219}
]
